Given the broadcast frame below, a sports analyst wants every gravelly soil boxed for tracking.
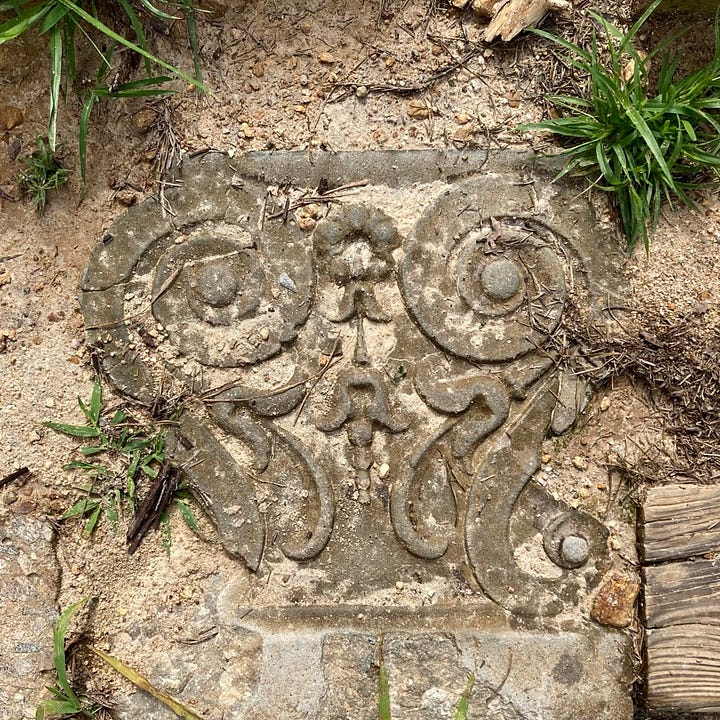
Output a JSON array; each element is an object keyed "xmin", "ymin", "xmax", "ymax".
[{"xmin": 1, "ymin": 2, "xmax": 718, "ymax": 717}]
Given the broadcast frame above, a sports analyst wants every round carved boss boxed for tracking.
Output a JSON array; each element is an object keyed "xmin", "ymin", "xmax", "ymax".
[
  {"xmin": 400, "ymin": 199, "xmax": 569, "ymax": 364},
  {"xmin": 152, "ymin": 226, "xmax": 314, "ymax": 368}
]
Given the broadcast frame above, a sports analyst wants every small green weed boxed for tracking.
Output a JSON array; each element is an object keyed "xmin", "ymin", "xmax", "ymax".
[
  {"xmin": 521, "ymin": 0, "xmax": 720, "ymax": 251},
  {"xmin": 35, "ymin": 597, "xmax": 98, "ymax": 720},
  {"xmin": 36, "ymin": 597, "xmax": 202, "ymax": 720},
  {"xmin": 44, "ymin": 379, "xmax": 198, "ymax": 546},
  {"xmin": 18, "ymin": 136, "xmax": 70, "ymax": 213},
  {"xmin": 79, "ymin": 44, "xmax": 177, "ymax": 183},
  {"xmin": 0, "ymin": 0, "xmax": 205, "ymax": 183}
]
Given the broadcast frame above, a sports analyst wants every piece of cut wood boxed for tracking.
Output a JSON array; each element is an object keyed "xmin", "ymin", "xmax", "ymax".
[
  {"xmin": 483, "ymin": 0, "xmax": 571, "ymax": 42},
  {"xmin": 642, "ymin": 483, "xmax": 720, "ymax": 562},
  {"xmin": 472, "ymin": 0, "xmax": 502, "ymax": 16},
  {"xmin": 646, "ymin": 624, "xmax": 720, "ymax": 712},
  {"xmin": 644, "ymin": 559, "xmax": 720, "ymax": 629}
]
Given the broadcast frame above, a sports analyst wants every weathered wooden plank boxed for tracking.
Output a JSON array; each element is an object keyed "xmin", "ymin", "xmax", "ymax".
[
  {"xmin": 642, "ymin": 484, "xmax": 720, "ymax": 562},
  {"xmin": 644, "ymin": 559, "xmax": 720, "ymax": 629},
  {"xmin": 647, "ymin": 624, "xmax": 720, "ymax": 713}
]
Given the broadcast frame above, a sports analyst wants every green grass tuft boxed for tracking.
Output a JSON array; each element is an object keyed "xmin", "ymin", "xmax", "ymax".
[
  {"xmin": 520, "ymin": 0, "xmax": 720, "ymax": 252},
  {"xmin": 18, "ymin": 136, "xmax": 70, "ymax": 213},
  {"xmin": 44, "ymin": 378, "xmax": 198, "ymax": 545},
  {"xmin": 0, "ymin": 0, "xmax": 207, "ymax": 185},
  {"xmin": 35, "ymin": 597, "xmax": 97, "ymax": 720}
]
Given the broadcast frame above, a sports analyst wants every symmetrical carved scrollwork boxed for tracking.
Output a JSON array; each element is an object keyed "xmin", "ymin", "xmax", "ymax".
[{"xmin": 81, "ymin": 153, "xmax": 620, "ymax": 618}]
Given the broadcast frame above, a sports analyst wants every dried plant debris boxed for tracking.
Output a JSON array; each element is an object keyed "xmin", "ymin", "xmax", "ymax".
[{"xmin": 549, "ymin": 304, "xmax": 720, "ymax": 482}]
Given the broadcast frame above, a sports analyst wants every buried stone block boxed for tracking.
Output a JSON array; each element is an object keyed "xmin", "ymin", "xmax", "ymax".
[{"xmin": 80, "ymin": 150, "xmax": 633, "ymax": 719}]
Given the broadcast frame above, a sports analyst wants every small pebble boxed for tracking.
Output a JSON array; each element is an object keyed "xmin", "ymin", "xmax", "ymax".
[
  {"xmin": 0, "ymin": 105, "xmax": 24, "ymax": 130},
  {"xmin": 279, "ymin": 273, "xmax": 297, "ymax": 292},
  {"xmin": 378, "ymin": 462, "xmax": 390, "ymax": 479},
  {"xmin": 407, "ymin": 99, "xmax": 430, "ymax": 119},
  {"xmin": 132, "ymin": 108, "xmax": 157, "ymax": 134},
  {"xmin": 297, "ymin": 215, "xmax": 316, "ymax": 232},
  {"xmin": 600, "ymin": 396, "xmax": 611, "ymax": 411},
  {"xmin": 591, "ymin": 573, "xmax": 640, "ymax": 628},
  {"xmin": 572, "ymin": 456, "xmax": 587, "ymax": 470},
  {"xmin": 318, "ymin": 51, "xmax": 335, "ymax": 64},
  {"xmin": 355, "ymin": 85, "xmax": 369, "ymax": 98}
]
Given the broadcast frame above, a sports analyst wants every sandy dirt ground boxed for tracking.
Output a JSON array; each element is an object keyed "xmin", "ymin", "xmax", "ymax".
[{"xmin": 1, "ymin": 1, "xmax": 719, "ymax": 717}]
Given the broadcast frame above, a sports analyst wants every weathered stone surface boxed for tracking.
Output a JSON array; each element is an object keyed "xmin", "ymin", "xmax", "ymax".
[
  {"xmin": 111, "ymin": 624, "xmax": 263, "ymax": 720},
  {"xmin": 319, "ymin": 634, "xmax": 378, "ymax": 720},
  {"xmin": 0, "ymin": 515, "xmax": 60, "ymax": 720},
  {"xmin": 551, "ymin": 370, "xmax": 592, "ymax": 435},
  {"xmin": 80, "ymin": 150, "xmax": 632, "ymax": 718}
]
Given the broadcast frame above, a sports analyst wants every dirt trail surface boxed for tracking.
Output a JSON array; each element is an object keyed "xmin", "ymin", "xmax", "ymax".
[{"xmin": 1, "ymin": 2, "xmax": 719, "ymax": 719}]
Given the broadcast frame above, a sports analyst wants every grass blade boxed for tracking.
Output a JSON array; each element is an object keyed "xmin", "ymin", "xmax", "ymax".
[
  {"xmin": 176, "ymin": 499, "xmax": 200, "ymax": 532},
  {"xmin": 180, "ymin": 0, "xmax": 202, "ymax": 87},
  {"xmin": 53, "ymin": 597, "xmax": 90, "ymax": 701},
  {"xmin": 137, "ymin": 0, "xmax": 179, "ymax": 20},
  {"xmin": 61, "ymin": 12, "xmax": 77, "ymax": 81},
  {"xmin": 116, "ymin": 0, "xmax": 151, "ymax": 75},
  {"xmin": 618, "ymin": 0, "xmax": 662, "ymax": 52},
  {"xmin": 90, "ymin": 646, "xmax": 204, "ymax": 720},
  {"xmin": 454, "ymin": 674, "xmax": 475, "ymax": 720},
  {"xmin": 378, "ymin": 635, "xmax": 391, "ymax": 720},
  {"xmin": 83, "ymin": 502, "xmax": 102, "ymax": 537},
  {"xmin": 79, "ymin": 88, "xmax": 92, "ymax": 184},
  {"xmin": 37, "ymin": 3, "xmax": 67, "ymax": 34},
  {"xmin": 61, "ymin": 497, "xmax": 100, "ymax": 519},
  {"xmin": 528, "ymin": 27, "xmax": 591, "ymax": 62},
  {"xmin": 47, "ymin": 24, "xmax": 62, "ymax": 152},
  {"xmin": 0, "ymin": 5, "xmax": 49, "ymax": 43},
  {"xmin": 77, "ymin": 379, "xmax": 101, "ymax": 424},
  {"xmin": 58, "ymin": 0, "xmax": 206, "ymax": 92},
  {"xmin": 43, "ymin": 421, "xmax": 101, "ymax": 438},
  {"xmin": 89, "ymin": 380, "xmax": 101, "ymax": 425},
  {"xmin": 625, "ymin": 105, "xmax": 676, "ymax": 189}
]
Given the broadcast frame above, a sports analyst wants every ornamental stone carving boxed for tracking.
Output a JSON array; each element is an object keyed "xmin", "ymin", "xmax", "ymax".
[{"xmin": 81, "ymin": 151, "xmax": 624, "ymax": 617}]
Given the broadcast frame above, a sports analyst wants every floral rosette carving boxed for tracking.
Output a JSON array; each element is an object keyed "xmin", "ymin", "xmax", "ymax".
[
  {"xmin": 313, "ymin": 204, "xmax": 400, "ymax": 324},
  {"xmin": 400, "ymin": 208, "xmax": 567, "ymax": 363},
  {"xmin": 152, "ymin": 227, "xmax": 314, "ymax": 368}
]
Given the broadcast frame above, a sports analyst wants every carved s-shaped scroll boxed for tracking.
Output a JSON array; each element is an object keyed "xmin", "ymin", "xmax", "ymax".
[
  {"xmin": 212, "ymin": 392, "xmax": 335, "ymax": 563},
  {"xmin": 390, "ymin": 375, "xmax": 510, "ymax": 559},
  {"xmin": 464, "ymin": 378, "xmax": 608, "ymax": 616}
]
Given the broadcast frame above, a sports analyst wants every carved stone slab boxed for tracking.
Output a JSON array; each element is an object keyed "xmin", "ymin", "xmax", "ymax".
[{"xmin": 81, "ymin": 150, "xmax": 632, "ymax": 719}]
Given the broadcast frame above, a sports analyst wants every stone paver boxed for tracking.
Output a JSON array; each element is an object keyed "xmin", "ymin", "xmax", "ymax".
[{"xmin": 1, "ymin": 515, "xmax": 60, "ymax": 720}]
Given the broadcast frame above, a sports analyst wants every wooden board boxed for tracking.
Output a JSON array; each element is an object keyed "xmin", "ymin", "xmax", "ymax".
[
  {"xmin": 642, "ymin": 483, "xmax": 720, "ymax": 562},
  {"xmin": 642, "ymin": 484, "xmax": 720, "ymax": 713},
  {"xmin": 646, "ymin": 625, "xmax": 720, "ymax": 713},
  {"xmin": 644, "ymin": 559, "xmax": 720, "ymax": 629}
]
